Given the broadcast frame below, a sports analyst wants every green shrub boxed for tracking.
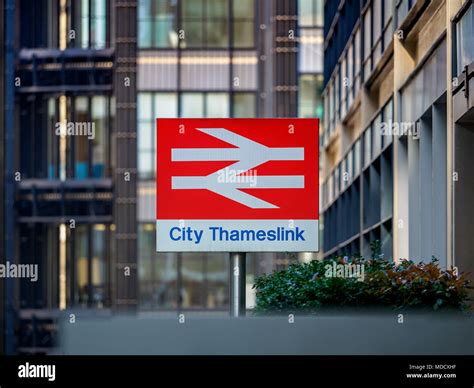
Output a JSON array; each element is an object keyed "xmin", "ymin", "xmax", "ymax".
[{"xmin": 253, "ymin": 256, "xmax": 471, "ymax": 313}]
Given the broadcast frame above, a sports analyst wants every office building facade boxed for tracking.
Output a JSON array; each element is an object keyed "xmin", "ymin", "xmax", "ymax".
[
  {"xmin": 3, "ymin": 0, "xmax": 137, "ymax": 353},
  {"xmin": 321, "ymin": 0, "xmax": 473, "ymax": 290},
  {"xmin": 1, "ymin": 0, "xmax": 324, "ymax": 353}
]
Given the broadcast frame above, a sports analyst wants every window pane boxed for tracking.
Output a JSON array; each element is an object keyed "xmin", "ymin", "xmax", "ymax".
[
  {"xmin": 75, "ymin": 225, "xmax": 89, "ymax": 306},
  {"xmin": 364, "ymin": 128, "xmax": 371, "ymax": 167},
  {"xmin": 206, "ymin": 20, "xmax": 228, "ymax": 47},
  {"xmin": 75, "ymin": 97, "xmax": 89, "ymax": 179},
  {"xmin": 298, "ymin": 0, "xmax": 314, "ymax": 26},
  {"xmin": 92, "ymin": 224, "xmax": 106, "ymax": 307},
  {"xmin": 155, "ymin": 254, "xmax": 178, "ymax": 308},
  {"xmin": 373, "ymin": 115, "xmax": 382, "ymax": 156},
  {"xmin": 207, "ymin": 0, "xmax": 227, "ymax": 18},
  {"xmin": 364, "ymin": 9, "xmax": 371, "ymax": 61},
  {"xmin": 139, "ymin": 20, "xmax": 153, "ymax": 47},
  {"xmin": 299, "ymin": 74, "xmax": 316, "ymax": 117},
  {"xmin": 138, "ymin": 122, "xmax": 153, "ymax": 152},
  {"xmin": 47, "ymin": 99, "xmax": 58, "ymax": 179},
  {"xmin": 373, "ymin": 0, "xmax": 381, "ymax": 42},
  {"xmin": 182, "ymin": 93, "xmax": 204, "ymax": 117},
  {"xmin": 91, "ymin": 0, "xmax": 106, "ymax": 48},
  {"xmin": 154, "ymin": 0, "xmax": 177, "ymax": 48},
  {"xmin": 138, "ymin": 93, "xmax": 153, "ymax": 120},
  {"xmin": 234, "ymin": 0, "xmax": 254, "ymax": 18},
  {"xmin": 354, "ymin": 139, "xmax": 361, "ymax": 175},
  {"xmin": 384, "ymin": 0, "xmax": 393, "ymax": 25},
  {"xmin": 154, "ymin": 93, "xmax": 178, "ymax": 118},
  {"xmin": 206, "ymin": 93, "xmax": 229, "ymax": 117},
  {"xmin": 354, "ymin": 28, "xmax": 361, "ymax": 75},
  {"xmin": 234, "ymin": 21, "xmax": 254, "ymax": 48},
  {"xmin": 182, "ymin": 21, "xmax": 203, "ymax": 47},
  {"xmin": 456, "ymin": 5, "xmax": 474, "ymax": 75},
  {"xmin": 79, "ymin": 0, "xmax": 90, "ymax": 48},
  {"xmin": 205, "ymin": 254, "xmax": 229, "ymax": 308},
  {"xmin": 139, "ymin": 152, "xmax": 153, "ymax": 178},
  {"xmin": 183, "ymin": 0, "xmax": 204, "ymax": 18},
  {"xmin": 315, "ymin": 0, "xmax": 323, "ymax": 26},
  {"xmin": 91, "ymin": 96, "xmax": 107, "ymax": 178},
  {"xmin": 181, "ymin": 254, "xmax": 205, "ymax": 308},
  {"xmin": 233, "ymin": 93, "xmax": 256, "ymax": 118}
]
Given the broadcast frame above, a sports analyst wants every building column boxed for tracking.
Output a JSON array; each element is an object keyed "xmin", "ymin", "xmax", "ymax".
[{"xmin": 113, "ymin": 0, "xmax": 138, "ymax": 311}]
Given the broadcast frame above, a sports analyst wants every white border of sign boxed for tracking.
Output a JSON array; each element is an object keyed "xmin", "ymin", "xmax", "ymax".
[{"xmin": 156, "ymin": 220, "xmax": 319, "ymax": 252}]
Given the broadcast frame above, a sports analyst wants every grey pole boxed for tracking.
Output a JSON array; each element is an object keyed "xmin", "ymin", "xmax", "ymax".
[{"xmin": 230, "ymin": 252, "xmax": 246, "ymax": 317}]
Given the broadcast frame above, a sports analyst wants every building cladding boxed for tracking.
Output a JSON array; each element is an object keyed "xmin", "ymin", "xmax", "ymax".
[
  {"xmin": 321, "ymin": 0, "xmax": 473, "ymax": 285},
  {"xmin": 1, "ymin": 0, "xmax": 324, "ymax": 353}
]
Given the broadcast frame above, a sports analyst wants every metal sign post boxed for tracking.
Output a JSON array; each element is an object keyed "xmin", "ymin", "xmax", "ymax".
[{"xmin": 230, "ymin": 252, "xmax": 246, "ymax": 317}]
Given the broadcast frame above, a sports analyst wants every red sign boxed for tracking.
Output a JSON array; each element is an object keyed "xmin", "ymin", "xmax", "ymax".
[{"xmin": 156, "ymin": 118, "xmax": 319, "ymax": 252}]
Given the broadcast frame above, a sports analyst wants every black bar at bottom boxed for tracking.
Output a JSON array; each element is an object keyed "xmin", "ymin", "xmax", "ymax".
[{"xmin": 0, "ymin": 356, "xmax": 472, "ymax": 386}]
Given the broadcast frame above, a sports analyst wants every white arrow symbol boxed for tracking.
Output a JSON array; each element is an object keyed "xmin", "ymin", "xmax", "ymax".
[{"xmin": 171, "ymin": 128, "xmax": 304, "ymax": 209}]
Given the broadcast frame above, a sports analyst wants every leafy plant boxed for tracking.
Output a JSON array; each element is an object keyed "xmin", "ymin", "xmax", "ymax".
[{"xmin": 253, "ymin": 254, "xmax": 471, "ymax": 313}]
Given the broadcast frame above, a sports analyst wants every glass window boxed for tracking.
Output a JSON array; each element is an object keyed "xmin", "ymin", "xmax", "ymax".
[
  {"xmin": 373, "ymin": 115, "xmax": 382, "ymax": 157},
  {"xmin": 298, "ymin": 74, "xmax": 324, "ymax": 118},
  {"xmin": 373, "ymin": 0, "xmax": 382, "ymax": 43},
  {"xmin": 139, "ymin": 0, "xmax": 178, "ymax": 48},
  {"xmin": 347, "ymin": 43, "xmax": 353, "ymax": 90},
  {"xmin": 182, "ymin": 93, "xmax": 205, "ymax": 117},
  {"xmin": 91, "ymin": 224, "xmax": 107, "ymax": 307},
  {"xmin": 91, "ymin": 0, "xmax": 106, "ymax": 48},
  {"xmin": 74, "ymin": 97, "xmax": 90, "ymax": 179},
  {"xmin": 138, "ymin": 93, "xmax": 154, "ymax": 179},
  {"xmin": 139, "ymin": 224, "xmax": 178, "ymax": 309},
  {"xmin": 74, "ymin": 0, "xmax": 107, "ymax": 48},
  {"xmin": 91, "ymin": 96, "xmax": 107, "ymax": 178},
  {"xmin": 154, "ymin": 93, "xmax": 178, "ymax": 118},
  {"xmin": 364, "ymin": 9, "xmax": 372, "ymax": 61},
  {"xmin": 207, "ymin": 93, "xmax": 230, "ymax": 117},
  {"xmin": 139, "ymin": 0, "xmax": 153, "ymax": 47},
  {"xmin": 348, "ymin": 149, "xmax": 353, "ymax": 181},
  {"xmin": 354, "ymin": 139, "xmax": 361, "ymax": 176},
  {"xmin": 384, "ymin": 0, "xmax": 393, "ymax": 25},
  {"xmin": 298, "ymin": 0, "xmax": 323, "ymax": 27},
  {"xmin": 138, "ymin": 92, "xmax": 177, "ymax": 179},
  {"xmin": 363, "ymin": 8, "xmax": 372, "ymax": 80},
  {"xmin": 364, "ymin": 127, "xmax": 371, "ymax": 167},
  {"xmin": 75, "ymin": 225, "xmax": 89, "ymax": 307},
  {"xmin": 73, "ymin": 224, "xmax": 110, "ymax": 308},
  {"xmin": 334, "ymin": 69, "xmax": 340, "ymax": 120},
  {"xmin": 329, "ymin": 80, "xmax": 334, "ymax": 128},
  {"xmin": 383, "ymin": 99, "xmax": 393, "ymax": 147},
  {"xmin": 456, "ymin": 4, "xmax": 474, "ymax": 75},
  {"xmin": 354, "ymin": 28, "xmax": 361, "ymax": 93},
  {"xmin": 323, "ymin": 92, "xmax": 329, "ymax": 133},
  {"xmin": 181, "ymin": 0, "xmax": 229, "ymax": 48},
  {"xmin": 233, "ymin": 93, "xmax": 256, "ymax": 117},
  {"xmin": 47, "ymin": 98, "xmax": 59, "ymax": 179},
  {"xmin": 233, "ymin": 0, "xmax": 255, "ymax": 47}
]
